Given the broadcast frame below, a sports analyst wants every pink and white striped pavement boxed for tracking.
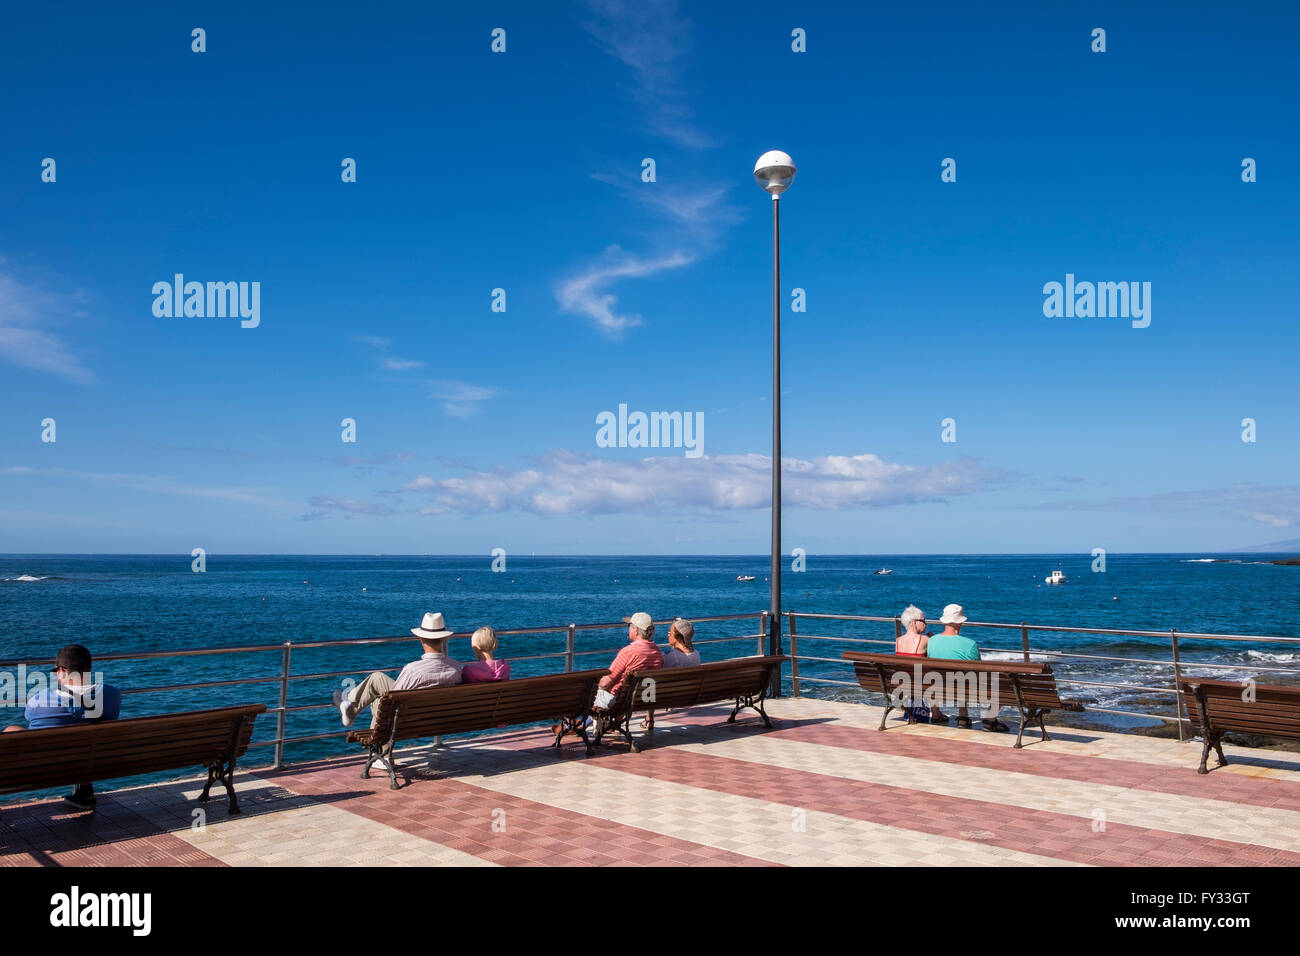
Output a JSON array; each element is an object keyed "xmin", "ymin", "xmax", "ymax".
[{"xmin": 3, "ymin": 696, "xmax": 1299, "ymax": 867}]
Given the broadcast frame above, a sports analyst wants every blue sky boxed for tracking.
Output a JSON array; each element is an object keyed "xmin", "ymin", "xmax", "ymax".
[{"xmin": 2, "ymin": 1, "xmax": 1298, "ymax": 554}]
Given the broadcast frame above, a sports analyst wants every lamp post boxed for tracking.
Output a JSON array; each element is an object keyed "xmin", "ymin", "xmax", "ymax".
[{"xmin": 754, "ymin": 150, "xmax": 795, "ymax": 693}]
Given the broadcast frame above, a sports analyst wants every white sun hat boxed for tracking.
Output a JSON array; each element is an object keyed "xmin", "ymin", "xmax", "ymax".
[
  {"xmin": 939, "ymin": 604, "xmax": 968, "ymax": 625},
  {"xmin": 411, "ymin": 611, "xmax": 454, "ymax": 640}
]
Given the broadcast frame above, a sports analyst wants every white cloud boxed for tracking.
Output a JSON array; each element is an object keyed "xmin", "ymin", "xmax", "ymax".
[
  {"xmin": 556, "ymin": 246, "xmax": 695, "ymax": 333},
  {"xmin": 403, "ymin": 450, "xmax": 1006, "ymax": 516},
  {"xmin": 2, "ymin": 465, "xmax": 289, "ymax": 508},
  {"xmin": 306, "ymin": 495, "xmax": 397, "ymax": 516},
  {"xmin": 352, "ymin": 335, "xmax": 391, "ymax": 350},
  {"xmin": 381, "ymin": 358, "xmax": 425, "ymax": 371},
  {"xmin": 433, "ymin": 381, "xmax": 496, "ymax": 419},
  {"xmin": 0, "ymin": 269, "xmax": 95, "ymax": 384},
  {"xmin": 1032, "ymin": 484, "xmax": 1300, "ymax": 528},
  {"xmin": 580, "ymin": 0, "xmax": 709, "ymax": 148}
]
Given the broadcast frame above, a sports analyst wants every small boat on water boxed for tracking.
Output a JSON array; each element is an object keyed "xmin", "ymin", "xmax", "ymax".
[
  {"xmin": 873, "ymin": 568, "xmax": 893, "ymax": 575},
  {"xmin": 1045, "ymin": 569, "xmax": 1067, "ymax": 584},
  {"xmin": 737, "ymin": 574, "xmax": 756, "ymax": 582}
]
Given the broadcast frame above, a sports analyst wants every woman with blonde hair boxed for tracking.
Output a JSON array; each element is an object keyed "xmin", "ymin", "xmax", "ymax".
[{"xmin": 461, "ymin": 626, "xmax": 511, "ymax": 683}]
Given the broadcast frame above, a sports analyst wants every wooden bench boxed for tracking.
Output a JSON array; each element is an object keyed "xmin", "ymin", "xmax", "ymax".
[
  {"xmin": 0, "ymin": 703, "xmax": 266, "ymax": 813},
  {"xmin": 1180, "ymin": 678, "xmax": 1300, "ymax": 774},
  {"xmin": 345, "ymin": 669, "xmax": 607, "ymax": 789},
  {"xmin": 591, "ymin": 655, "xmax": 788, "ymax": 753},
  {"xmin": 842, "ymin": 651, "xmax": 1081, "ymax": 748}
]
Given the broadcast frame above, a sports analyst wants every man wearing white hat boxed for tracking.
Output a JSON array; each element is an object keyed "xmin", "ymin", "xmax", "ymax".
[
  {"xmin": 926, "ymin": 604, "xmax": 1009, "ymax": 732},
  {"xmin": 333, "ymin": 612, "xmax": 463, "ymax": 734}
]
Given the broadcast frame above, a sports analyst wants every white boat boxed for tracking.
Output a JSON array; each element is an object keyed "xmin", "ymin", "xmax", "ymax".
[
  {"xmin": 873, "ymin": 568, "xmax": 893, "ymax": 575},
  {"xmin": 1045, "ymin": 569, "xmax": 1067, "ymax": 584},
  {"xmin": 737, "ymin": 574, "xmax": 756, "ymax": 582}
]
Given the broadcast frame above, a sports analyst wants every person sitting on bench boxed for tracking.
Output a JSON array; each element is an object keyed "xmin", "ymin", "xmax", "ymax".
[
  {"xmin": 461, "ymin": 626, "xmax": 511, "ymax": 683},
  {"xmin": 335, "ymin": 612, "xmax": 463, "ymax": 745},
  {"xmin": 593, "ymin": 612, "xmax": 663, "ymax": 711},
  {"xmin": 5, "ymin": 644, "xmax": 122, "ymax": 810},
  {"xmin": 926, "ymin": 604, "xmax": 1008, "ymax": 732},
  {"xmin": 896, "ymin": 605, "xmax": 946, "ymax": 723}
]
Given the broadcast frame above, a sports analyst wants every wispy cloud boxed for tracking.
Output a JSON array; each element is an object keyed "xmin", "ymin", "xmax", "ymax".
[
  {"xmin": 579, "ymin": 0, "xmax": 709, "ymax": 148},
  {"xmin": 331, "ymin": 452, "xmax": 417, "ymax": 469},
  {"xmin": 306, "ymin": 495, "xmax": 397, "ymax": 517},
  {"xmin": 0, "ymin": 268, "xmax": 95, "ymax": 384},
  {"xmin": 355, "ymin": 334, "xmax": 423, "ymax": 372},
  {"xmin": 2, "ymin": 465, "xmax": 290, "ymax": 509},
  {"xmin": 434, "ymin": 381, "xmax": 497, "ymax": 419},
  {"xmin": 1028, "ymin": 484, "xmax": 1300, "ymax": 528},
  {"xmin": 401, "ymin": 451, "xmax": 1008, "ymax": 516},
  {"xmin": 556, "ymin": 246, "xmax": 694, "ymax": 334}
]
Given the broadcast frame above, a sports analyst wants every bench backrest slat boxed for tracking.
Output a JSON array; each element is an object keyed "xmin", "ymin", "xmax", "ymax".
[
  {"xmin": 1181, "ymin": 679, "xmax": 1300, "ymax": 741},
  {"xmin": 374, "ymin": 669, "xmax": 607, "ymax": 743},
  {"xmin": 0, "ymin": 704, "xmax": 266, "ymax": 794},
  {"xmin": 612, "ymin": 656, "xmax": 787, "ymax": 716},
  {"xmin": 841, "ymin": 651, "xmax": 1062, "ymax": 710}
]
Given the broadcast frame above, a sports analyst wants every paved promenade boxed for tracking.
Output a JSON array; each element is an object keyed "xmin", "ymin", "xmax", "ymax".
[{"xmin": 4, "ymin": 697, "xmax": 1300, "ymax": 867}]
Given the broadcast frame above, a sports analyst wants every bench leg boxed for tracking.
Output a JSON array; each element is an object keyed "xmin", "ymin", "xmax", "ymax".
[
  {"xmin": 200, "ymin": 759, "xmax": 241, "ymax": 813},
  {"xmin": 384, "ymin": 741, "xmax": 399, "ymax": 790},
  {"xmin": 620, "ymin": 716, "xmax": 640, "ymax": 753},
  {"xmin": 1013, "ymin": 714, "xmax": 1026, "ymax": 749},
  {"xmin": 200, "ymin": 763, "xmax": 219, "ymax": 803},
  {"xmin": 1039, "ymin": 710, "xmax": 1050, "ymax": 742},
  {"xmin": 1211, "ymin": 733, "xmax": 1228, "ymax": 770},
  {"xmin": 1197, "ymin": 735, "xmax": 1212, "ymax": 774},
  {"xmin": 730, "ymin": 694, "xmax": 774, "ymax": 728},
  {"xmin": 222, "ymin": 759, "xmax": 241, "ymax": 814}
]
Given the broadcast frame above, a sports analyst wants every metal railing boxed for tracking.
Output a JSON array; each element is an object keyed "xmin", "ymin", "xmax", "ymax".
[
  {"xmin": 6, "ymin": 607, "xmax": 1298, "ymax": 773},
  {"xmin": 0, "ymin": 612, "xmax": 769, "ymax": 769},
  {"xmin": 784, "ymin": 611, "xmax": 1300, "ymax": 741}
]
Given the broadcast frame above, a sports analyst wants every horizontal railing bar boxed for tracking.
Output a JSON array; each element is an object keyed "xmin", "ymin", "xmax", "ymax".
[{"xmin": 786, "ymin": 612, "xmax": 1300, "ymax": 644}]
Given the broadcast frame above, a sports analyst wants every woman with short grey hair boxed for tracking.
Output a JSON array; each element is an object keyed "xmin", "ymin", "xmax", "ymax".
[{"xmin": 895, "ymin": 605, "xmax": 947, "ymax": 723}]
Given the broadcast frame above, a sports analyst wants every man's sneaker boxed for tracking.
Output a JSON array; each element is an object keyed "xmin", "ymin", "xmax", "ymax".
[
  {"xmin": 63, "ymin": 788, "xmax": 96, "ymax": 811},
  {"xmin": 333, "ymin": 689, "xmax": 357, "ymax": 727}
]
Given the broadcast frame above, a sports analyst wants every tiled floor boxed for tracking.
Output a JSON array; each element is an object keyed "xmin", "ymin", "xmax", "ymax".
[{"xmin": 3, "ymin": 697, "xmax": 1299, "ymax": 866}]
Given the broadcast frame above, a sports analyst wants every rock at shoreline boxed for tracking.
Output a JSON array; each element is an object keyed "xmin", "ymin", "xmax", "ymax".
[{"xmin": 1271, "ymin": 557, "xmax": 1300, "ymax": 566}]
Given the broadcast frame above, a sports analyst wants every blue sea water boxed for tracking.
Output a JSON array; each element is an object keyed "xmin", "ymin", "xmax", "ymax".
[{"xmin": 2, "ymin": 553, "xmax": 1298, "ymax": 791}]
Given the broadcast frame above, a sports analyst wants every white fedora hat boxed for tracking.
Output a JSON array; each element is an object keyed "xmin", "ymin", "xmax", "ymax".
[
  {"xmin": 939, "ymin": 604, "xmax": 967, "ymax": 625},
  {"xmin": 411, "ymin": 611, "xmax": 454, "ymax": 640}
]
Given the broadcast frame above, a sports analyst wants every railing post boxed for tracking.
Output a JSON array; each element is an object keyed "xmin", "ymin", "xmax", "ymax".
[
  {"xmin": 565, "ymin": 624, "xmax": 576, "ymax": 673},
  {"xmin": 1171, "ymin": 629, "xmax": 1186, "ymax": 742},
  {"xmin": 1021, "ymin": 622, "xmax": 1030, "ymax": 663},
  {"xmin": 759, "ymin": 611, "xmax": 768, "ymax": 657},
  {"xmin": 894, "ymin": 617, "xmax": 902, "ymax": 641},
  {"xmin": 274, "ymin": 642, "xmax": 291, "ymax": 770},
  {"xmin": 767, "ymin": 608, "xmax": 784, "ymax": 699},
  {"xmin": 787, "ymin": 611, "xmax": 800, "ymax": 697}
]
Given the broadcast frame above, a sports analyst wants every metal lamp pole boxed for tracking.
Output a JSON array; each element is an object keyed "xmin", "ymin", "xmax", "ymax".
[{"xmin": 754, "ymin": 151, "xmax": 796, "ymax": 695}]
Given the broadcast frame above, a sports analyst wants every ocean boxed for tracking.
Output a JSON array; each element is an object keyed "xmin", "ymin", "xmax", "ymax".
[{"xmin": 3, "ymin": 553, "xmax": 1299, "ymax": 783}]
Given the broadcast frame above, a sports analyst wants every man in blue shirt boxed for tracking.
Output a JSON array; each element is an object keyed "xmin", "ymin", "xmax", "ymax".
[{"xmin": 14, "ymin": 645, "xmax": 121, "ymax": 810}]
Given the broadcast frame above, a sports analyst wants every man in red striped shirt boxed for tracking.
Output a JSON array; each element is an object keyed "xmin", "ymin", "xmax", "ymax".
[{"xmin": 599, "ymin": 611, "xmax": 663, "ymax": 701}]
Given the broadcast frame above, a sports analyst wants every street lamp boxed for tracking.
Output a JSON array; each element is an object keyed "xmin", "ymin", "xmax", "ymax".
[{"xmin": 754, "ymin": 149, "xmax": 795, "ymax": 689}]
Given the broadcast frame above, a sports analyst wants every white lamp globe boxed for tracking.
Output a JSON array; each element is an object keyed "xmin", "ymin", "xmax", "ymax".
[{"xmin": 754, "ymin": 150, "xmax": 796, "ymax": 196}]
